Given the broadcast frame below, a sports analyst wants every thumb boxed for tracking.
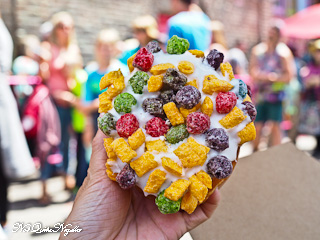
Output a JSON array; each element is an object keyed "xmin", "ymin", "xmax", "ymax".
[
  {"xmin": 183, "ymin": 189, "xmax": 221, "ymax": 231},
  {"xmin": 89, "ymin": 130, "xmax": 108, "ymax": 174}
]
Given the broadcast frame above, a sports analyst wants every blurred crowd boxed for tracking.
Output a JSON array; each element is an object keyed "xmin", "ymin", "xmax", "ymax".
[{"xmin": 1, "ymin": 0, "xmax": 320, "ymax": 232}]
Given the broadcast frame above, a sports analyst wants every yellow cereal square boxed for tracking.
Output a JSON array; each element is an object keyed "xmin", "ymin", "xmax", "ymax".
[
  {"xmin": 180, "ymin": 103, "xmax": 201, "ymax": 118},
  {"xmin": 145, "ymin": 140, "xmax": 168, "ymax": 152},
  {"xmin": 188, "ymin": 49, "xmax": 204, "ymax": 58},
  {"xmin": 187, "ymin": 137, "xmax": 210, "ymax": 164},
  {"xmin": 201, "ymin": 96, "xmax": 213, "ymax": 116},
  {"xmin": 100, "ymin": 69, "xmax": 124, "ymax": 90},
  {"xmin": 130, "ymin": 151, "xmax": 158, "ymax": 177},
  {"xmin": 161, "ymin": 157, "xmax": 182, "ymax": 176},
  {"xmin": 148, "ymin": 75, "xmax": 163, "ymax": 92},
  {"xmin": 144, "ymin": 169, "xmax": 166, "ymax": 193},
  {"xmin": 189, "ymin": 175, "xmax": 208, "ymax": 203},
  {"xmin": 128, "ymin": 128, "xmax": 145, "ymax": 150},
  {"xmin": 220, "ymin": 62, "xmax": 234, "ymax": 81},
  {"xmin": 110, "ymin": 138, "xmax": 137, "ymax": 163},
  {"xmin": 98, "ymin": 94, "xmax": 113, "ymax": 113},
  {"xmin": 178, "ymin": 61, "xmax": 194, "ymax": 74},
  {"xmin": 219, "ymin": 106, "xmax": 247, "ymax": 129},
  {"xmin": 202, "ymin": 75, "xmax": 233, "ymax": 94},
  {"xmin": 163, "ymin": 102, "xmax": 184, "ymax": 126},
  {"xmin": 127, "ymin": 53, "xmax": 136, "ymax": 72},
  {"xmin": 150, "ymin": 63, "xmax": 175, "ymax": 75},
  {"xmin": 196, "ymin": 170, "xmax": 212, "ymax": 189},
  {"xmin": 202, "ymin": 75, "xmax": 218, "ymax": 94},
  {"xmin": 212, "ymin": 79, "xmax": 234, "ymax": 92},
  {"xmin": 181, "ymin": 191, "xmax": 198, "ymax": 214},
  {"xmin": 173, "ymin": 143, "xmax": 202, "ymax": 168},
  {"xmin": 104, "ymin": 138, "xmax": 116, "ymax": 160},
  {"xmin": 238, "ymin": 122, "xmax": 256, "ymax": 145},
  {"xmin": 243, "ymin": 94, "xmax": 252, "ymax": 102},
  {"xmin": 164, "ymin": 179, "xmax": 190, "ymax": 201},
  {"xmin": 185, "ymin": 79, "xmax": 198, "ymax": 88},
  {"xmin": 106, "ymin": 169, "xmax": 117, "ymax": 181}
]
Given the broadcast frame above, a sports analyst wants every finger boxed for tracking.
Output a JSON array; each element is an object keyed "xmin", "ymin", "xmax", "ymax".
[
  {"xmin": 89, "ymin": 130, "xmax": 109, "ymax": 174},
  {"xmin": 183, "ymin": 189, "xmax": 221, "ymax": 231}
]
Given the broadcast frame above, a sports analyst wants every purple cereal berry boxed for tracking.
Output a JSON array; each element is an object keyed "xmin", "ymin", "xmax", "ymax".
[
  {"xmin": 186, "ymin": 112, "xmax": 210, "ymax": 134},
  {"xmin": 145, "ymin": 41, "xmax": 161, "ymax": 53},
  {"xmin": 207, "ymin": 155, "xmax": 233, "ymax": 179},
  {"xmin": 206, "ymin": 49, "xmax": 224, "ymax": 70},
  {"xmin": 142, "ymin": 98, "xmax": 165, "ymax": 117},
  {"xmin": 242, "ymin": 101, "xmax": 257, "ymax": 122},
  {"xmin": 163, "ymin": 68, "xmax": 187, "ymax": 91},
  {"xmin": 116, "ymin": 164, "xmax": 137, "ymax": 189},
  {"xmin": 175, "ymin": 85, "xmax": 201, "ymax": 109},
  {"xmin": 205, "ymin": 128, "xmax": 229, "ymax": 151},
  {"xmin": 159, "ymin": 90, "xmax": 176, "ymax": 104}
]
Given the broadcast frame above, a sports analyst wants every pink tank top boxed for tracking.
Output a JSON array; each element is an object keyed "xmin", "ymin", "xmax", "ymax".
[{"xmin": 47, "ymin": 44, "xmax": 69, "ymax": 95}]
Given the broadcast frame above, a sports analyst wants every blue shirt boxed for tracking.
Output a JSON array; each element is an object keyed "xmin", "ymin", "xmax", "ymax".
[
  {"xmin": 85, "ymin": 60, "xmax": 128, "ymax": 102},
  {"xmin": 168, "ymin": 11, "xmax": 211, "ymax": 51}
]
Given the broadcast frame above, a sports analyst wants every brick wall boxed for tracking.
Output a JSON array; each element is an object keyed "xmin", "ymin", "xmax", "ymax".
[{"xmin": 1, "ymin": 0, "xmax": 272, "ymax": 63}]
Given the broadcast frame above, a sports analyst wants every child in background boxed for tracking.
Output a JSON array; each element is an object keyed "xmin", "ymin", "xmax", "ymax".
[{"xmin": 82, "ymin": 29, "xmax": 128, "ymax": 143}]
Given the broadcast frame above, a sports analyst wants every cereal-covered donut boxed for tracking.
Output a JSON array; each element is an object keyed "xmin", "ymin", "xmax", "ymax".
[{"xmin": 98, "ymin": 35, "xmax": 256, "ymax": 214}]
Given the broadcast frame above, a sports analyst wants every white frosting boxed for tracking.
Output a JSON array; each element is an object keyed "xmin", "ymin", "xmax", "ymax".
[{"xmin": 106, "ymin": 50, "xmax": 251, "ymax": 196}]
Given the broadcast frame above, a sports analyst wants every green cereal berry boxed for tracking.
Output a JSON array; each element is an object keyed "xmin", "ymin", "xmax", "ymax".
[
  {"xmin": 166, "ymin": 124, "xmax": 189, "ymax": 144},
  {"xmin": 129, "ymin": 71, "xmax": 149, "ymax": 94},
  {"xmin": 166, "ymin": 35, "xmax": 190, "ymax": 54},
  {"xmin": 97, "ymin": 113, "xmax": 116, "ymax": 135},
  {"xmin": 155, "ymin": 190, "xmax": 181, "ymax": 214},
  {"xmin": 114, "ymin": 93, "xmax": 137, "ymax": 114}
]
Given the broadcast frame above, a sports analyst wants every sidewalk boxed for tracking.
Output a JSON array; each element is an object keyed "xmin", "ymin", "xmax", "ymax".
[{"xmin": 6, "ymin": 176, "xmax": 73, "ymax": 240}]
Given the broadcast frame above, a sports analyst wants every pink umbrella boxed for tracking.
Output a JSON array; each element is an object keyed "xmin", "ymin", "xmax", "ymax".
[{"xmin": 282, "ymin": 3, "xmax": 320, "ymax": 39}]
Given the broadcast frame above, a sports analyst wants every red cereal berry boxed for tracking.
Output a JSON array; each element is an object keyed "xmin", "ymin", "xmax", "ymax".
[
  {"xmin": 132, "ymin": 47, "xmax": 154, "ymax": 72},
  {"xmin": 146, "ymin": 117, "xmax": 169, "ymax": 137},
  {"xmin": 116, "ymin": 113, "xmax": 139, "ymax": 138},
  {"xmin": 186, "ymin": 112, "xmax": 210, "ymax": 134},
  {"xmin": 216, "ymin": 92, "xmax": 237, "ymax": 114}
]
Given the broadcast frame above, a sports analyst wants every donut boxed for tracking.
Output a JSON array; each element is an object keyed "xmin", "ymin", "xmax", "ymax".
[{"xmin": 98, "ymin": 35, "xmax": 256, "ymax": 214}]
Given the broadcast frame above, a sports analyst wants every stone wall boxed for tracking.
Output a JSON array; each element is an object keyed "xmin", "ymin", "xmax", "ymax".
[{"xmin": 1, "ymin": 0, "xmax": 272, "ymax": 63}]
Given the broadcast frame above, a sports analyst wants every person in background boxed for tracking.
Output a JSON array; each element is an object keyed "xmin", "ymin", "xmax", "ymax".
[
  {"xmin": 168, "ymin": 0, "xmax": 211, "ymax": 51},
  {"xmin": 118, "ymin": 15, "xmax": 159, "ymax": 64},
  {"xmin": 42, "ymin": 11, "xmax": 83, "ymax": 190},
  {"xmin": 250, "ymin": 25, "xmax": 294, "ymax": 150},
  {"xmin": 228, "ymin": 40, "xmax": 249, "ymax": 74},
  {"xmin": 209, "ymin": 20, "xmax": 228, "ymax": 55},
  {"xmin": 298, "ymin": 39, "xmax": 320, "ymax": 158},
  {"xmin": 0, "ymin": 14, "xmax": 34, "ymax": 229},
  {"xmin": 82, "ymin": 29, "xmax": 128, "ymax": 139}
]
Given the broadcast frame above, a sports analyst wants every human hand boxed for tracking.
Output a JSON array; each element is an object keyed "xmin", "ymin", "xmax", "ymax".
[{"xmin": 59, "ymin": 130, "xmax": 220, "ymax": 240}]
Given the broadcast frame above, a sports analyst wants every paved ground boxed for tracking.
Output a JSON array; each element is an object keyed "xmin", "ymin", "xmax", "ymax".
[{"xmin": 3, "ymin": 135, "xmax": 318, "ymax": 240}]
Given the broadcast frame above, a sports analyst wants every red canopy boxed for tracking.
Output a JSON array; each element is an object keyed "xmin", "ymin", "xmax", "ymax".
[{"xmin": 282, "ymin": 4, "xmax": 320, "ymax": 39}]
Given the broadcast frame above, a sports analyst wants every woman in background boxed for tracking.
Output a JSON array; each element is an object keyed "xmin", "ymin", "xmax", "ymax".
[
  {"xmin": 118, "ymin": 15, "xmax": 159, "ymax": 64},
  {"xmin": 298, "ymin": 40, "xmax": 320, "ymax": 158},
  {"xmin": 42, "ymin": 12, "xmax": 82, "ymax": 190}
]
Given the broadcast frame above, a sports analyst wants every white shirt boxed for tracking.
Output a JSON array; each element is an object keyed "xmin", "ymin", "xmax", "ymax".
[{"xmin": 0, "ymin": 18, "xmax": 13, "ymax": 73}]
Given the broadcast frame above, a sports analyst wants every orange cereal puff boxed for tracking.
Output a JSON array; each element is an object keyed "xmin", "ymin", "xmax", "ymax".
[
  {"xmin": 127, "ymin": 53, "xmax": 136, "ymax": 72},
  {"xmin": 144, "ymin": 169, "xmax": 166, "ymax": 193},
  {"xmin": 164, "ymin": 179, "xmax": 190, "ymax": 201},
  {"xmin": 130, "ymin": 151, "xmax": 158, "ymax": 177},
  {"xmin": 163, "ymin": 102, "xmax": 184, "ymax": 126},
  {"xmin": 188, "ymin": 49, "xmax": 204, "ymax": 58},
  {"xmin": 220, "ymin": 62, "xmax": 235, "ymax": 81}
]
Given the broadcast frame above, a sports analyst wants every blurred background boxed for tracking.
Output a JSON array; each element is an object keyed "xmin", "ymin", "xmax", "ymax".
[{"xmin": 0, "ymin": 0, "xmax": 319, "ymax": 239}]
